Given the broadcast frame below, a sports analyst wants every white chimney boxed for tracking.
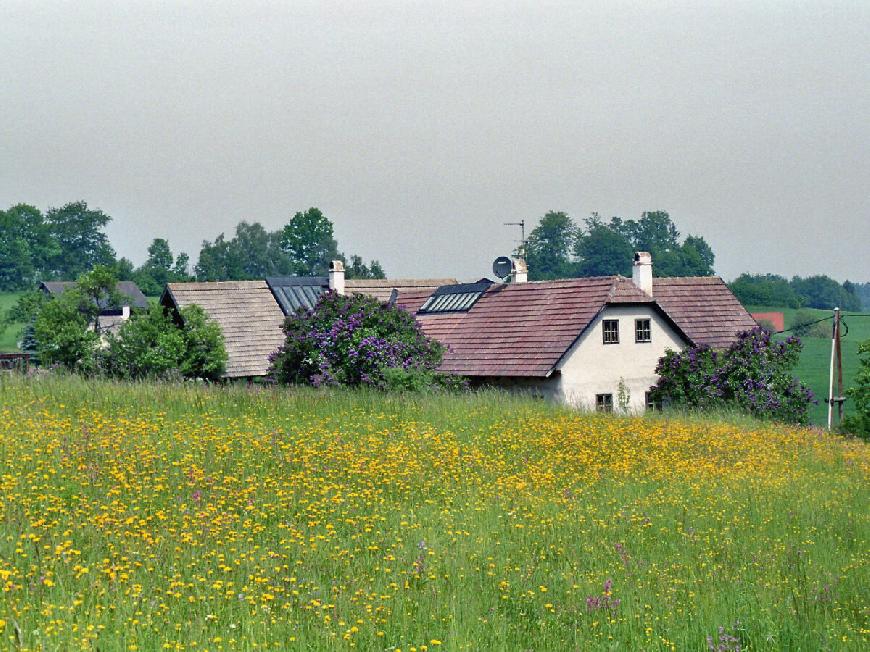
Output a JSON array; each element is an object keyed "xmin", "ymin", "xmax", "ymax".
[
  {"xmin": 632, "ymin": 251, "xmax": 653, "ymax": 296},
  {"xmin": 511, "ymin": 257, "xmax": 528, "ymax": 283},
  {"xmin": 121, "ymin": 305, "xmax": 131, "ymax": 319},
  {"xmin": 328, "ymin": 260, "xmax": 345, "ymax": 295}
]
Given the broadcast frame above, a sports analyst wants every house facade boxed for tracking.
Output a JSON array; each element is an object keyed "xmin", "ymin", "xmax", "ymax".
[
  {"xmin": 159, "ymin": 254, "xmax": 756, "ymax": 404},
  {"xmin": 554, "ymin": 304, "xmax": 688, "ymax": 411},
  {"xmin": 399, "ymin": 252, "xmax": 757, "ymax": 412}
]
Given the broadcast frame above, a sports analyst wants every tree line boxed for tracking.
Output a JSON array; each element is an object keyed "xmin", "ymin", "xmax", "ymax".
[
  {"xmin": 3, "ymin": 200, "xmax": 867, "ymax": 309},
  {"xmin": 522, "ymin": 210, "xmax": 716, "ymax": 280},
  {"xmin": 729, "ymin": 273, "xmax": 866, "ymax": 311},
  {"xmin": 0, "ymin": 202, "xmax": 384, "ymax": 295}
]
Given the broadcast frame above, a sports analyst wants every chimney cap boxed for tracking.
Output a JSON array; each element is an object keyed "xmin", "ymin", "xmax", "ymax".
[
  {"xmin": 634, "ymin": 251, "xmax": 652, "ymax": 263},
  {"xmin": 329, "ymin": 260, "xmax": 345, "ymax": 272}
]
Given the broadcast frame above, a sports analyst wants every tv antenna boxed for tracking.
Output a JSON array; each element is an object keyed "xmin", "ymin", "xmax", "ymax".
[{"xmin": 504, "ymin": 219, "xmax": 526, "ymax": 256}]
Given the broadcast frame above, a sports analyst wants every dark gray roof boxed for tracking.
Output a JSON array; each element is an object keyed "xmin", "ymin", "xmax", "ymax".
[
  {"xmin": 266, "ymin": 277, "xmax": 329, "ymax": 315},
  {"xmin": 39, "ymin": 281, "xmax": 150, "ymax": 310},
  {"xmin": 417, "ymin": 281, "xmax": 492, "ymax": 314}
]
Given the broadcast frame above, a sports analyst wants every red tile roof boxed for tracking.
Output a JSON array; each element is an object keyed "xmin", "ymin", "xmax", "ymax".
[
  {"xmin": 400, "ymin": 275, "xmax": 755, "ymax": 378},
  {"xmin": 652, "ymin": 277, "xmax": 758, "ymax": 349},
  {"xmin": 406, "ymin": 277, "xmax": 649, "ymax": 377}
]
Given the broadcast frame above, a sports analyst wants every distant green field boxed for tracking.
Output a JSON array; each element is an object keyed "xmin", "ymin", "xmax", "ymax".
[
  {"xmin": 748, "ymin": 305, "xmax": 870, "ymax": 426},
  {"xmin": 0, "ymin": 291, "xmax": 24, "ymax": 352}
]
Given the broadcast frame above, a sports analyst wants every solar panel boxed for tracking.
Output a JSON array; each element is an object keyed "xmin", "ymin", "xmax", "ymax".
[
  {"xmin": 416, "ymin": 282, "xmax": 491, "ymax": 314},
  {"xmin": 266, "ymin": 277, "xmax": 329, "ymax": 315}
]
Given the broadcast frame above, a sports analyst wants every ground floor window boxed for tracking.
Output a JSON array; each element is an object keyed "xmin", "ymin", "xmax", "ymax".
[
  {"xmin": 645, "ymin": 391, "xmax": 662, "ymax": 411},
  {"xmin": 596, "ymin": 393, "xmax": 613, "ymax": 413}
]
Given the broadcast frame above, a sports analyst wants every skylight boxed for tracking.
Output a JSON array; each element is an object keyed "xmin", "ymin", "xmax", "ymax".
[{"xmin": 417, "ymin": 281, "xmax": 491, "ymax": 314}]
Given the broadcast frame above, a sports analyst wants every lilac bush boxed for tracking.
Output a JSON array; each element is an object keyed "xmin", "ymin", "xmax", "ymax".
[
  {"xmin": 270, "ymin": 291, "xmax": 449, "ymax": 389},
  {"xmin": 650, "ymin": 327, "xmax": 815, "ymax": 424}
]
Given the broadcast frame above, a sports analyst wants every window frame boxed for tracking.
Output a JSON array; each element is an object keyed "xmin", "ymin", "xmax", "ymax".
[
  {"xmin": 596, "ymin": 393, "xmax": 614, "ymax": 413},
  {"xmin": 645, "ymin": 391, "xmax": 662, "ymax": 412},
  {"xmin": 635, "ymin": 318, "xmax": 651, "ymax": 343},
  {"xmin": 602, "ymin": 319, "xmax": 620, "ymax": 345}
]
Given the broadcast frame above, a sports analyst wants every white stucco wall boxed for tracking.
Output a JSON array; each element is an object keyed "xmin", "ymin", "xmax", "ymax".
[{"xmin": 555, "ymin": 305, "xmax": 688, "ymax": 412}]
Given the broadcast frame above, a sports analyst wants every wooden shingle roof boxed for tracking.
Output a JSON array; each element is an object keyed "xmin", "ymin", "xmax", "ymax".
[
  {"xmin": 651, "ymin": 277, "xmax": 758, "ymax": 349},
  {"xmin": 162, "ymin": 281, "xmax": 286, "ymax": 378}
]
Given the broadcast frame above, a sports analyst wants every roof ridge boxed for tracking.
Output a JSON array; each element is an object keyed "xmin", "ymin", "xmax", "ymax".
[{"xmin": 654, "ymin": 275, "xmax": 725, "ymax": 282}]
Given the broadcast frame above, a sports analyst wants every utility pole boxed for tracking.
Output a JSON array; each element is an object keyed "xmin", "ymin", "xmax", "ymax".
[{"xmin": 827, "ymin": 307, "xmax": 845, "ymax": 430}]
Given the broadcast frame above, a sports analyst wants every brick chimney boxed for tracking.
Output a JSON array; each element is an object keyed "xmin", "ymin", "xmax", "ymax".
[
  {"xmin": 328, "ymin": 260, "xmax": 345, "ymax": 295},
  {"xmin": 511, "ymin": 257, "xmax": 528, "ymax": 283},
  {"xmin": 632, "ymin": 251, "xmax": 653, "ymax": 296}
]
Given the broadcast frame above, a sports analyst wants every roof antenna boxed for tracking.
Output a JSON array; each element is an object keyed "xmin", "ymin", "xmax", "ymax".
[{"xmin": 503, "ymin": 219, "xmax": 525, "ymax": 256}]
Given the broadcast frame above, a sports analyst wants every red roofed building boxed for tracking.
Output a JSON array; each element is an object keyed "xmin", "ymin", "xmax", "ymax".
[{"xmin": 399, "ymin": 252, "xmax": 756, "ymax": 412}]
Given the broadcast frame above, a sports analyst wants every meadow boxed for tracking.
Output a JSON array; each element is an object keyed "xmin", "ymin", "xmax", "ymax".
[{"xmin": 0, "ymin": 376, "xmax": 867, "ymax": 651}]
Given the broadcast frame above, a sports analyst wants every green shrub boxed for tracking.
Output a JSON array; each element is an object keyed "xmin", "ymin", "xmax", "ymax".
[
  {"xmin": 381, "ymin": 367, "xmax": 467, "ymax": 393},
  {"xmin": 102, "ymin": 305, "xmax": 186, "ymax": 380},
  {"xmin": 103, "ymin": 304, "xmax": 226, "ymax": 381},
  {"xmin": 176, "ymin": 305, "xmax": 227, "ymax": 380},
  {"xmin": 33, "ymin": 286, "xmax": 101, "ymax": 373},
  {"xmin": 791, "ymin": 309, "xmax": 831, "ymax": 338},
  {"xmin": 755, "ymin": 318, "xmax": 777, "ymax": 333},
  {"xmin": 843, "ymin": 340, "xmax": 870, "ymax": 439},
  {"xmin": 271, "ymin": 291, "xmax": 447, "ymax": 389},
  {"xmin": 30, "ymin": 266, "xmax": 120, "ymax": 373}
]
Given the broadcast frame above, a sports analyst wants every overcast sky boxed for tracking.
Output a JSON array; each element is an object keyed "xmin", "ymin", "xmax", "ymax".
[{"xmin": 2, "ymin": 1, "xmax": 868, "ymax": 282}]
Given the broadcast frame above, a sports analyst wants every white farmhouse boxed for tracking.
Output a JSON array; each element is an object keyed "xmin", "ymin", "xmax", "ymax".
[{"xmin": 398, "ymin": 252, "xmax": 757, "ymax": 412}]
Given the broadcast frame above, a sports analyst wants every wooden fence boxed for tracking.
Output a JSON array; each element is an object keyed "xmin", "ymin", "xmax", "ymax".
[{"xmin": 0, "ymin": 353, "xmax": 32, "ymax": 372}]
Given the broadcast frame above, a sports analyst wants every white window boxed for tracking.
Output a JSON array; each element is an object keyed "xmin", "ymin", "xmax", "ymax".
[
  {"xmin": 602, "ymin": 320, "xmax": 619, "ymax": 344},
  {"xmin": 635, "ymin": 318, "xmax": 651, "ymax": 343}
]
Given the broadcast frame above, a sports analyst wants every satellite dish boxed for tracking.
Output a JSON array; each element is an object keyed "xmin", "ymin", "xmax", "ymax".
[{"xmin": 492, "ymin": 256, "xmax": 513, "ymax": 280}]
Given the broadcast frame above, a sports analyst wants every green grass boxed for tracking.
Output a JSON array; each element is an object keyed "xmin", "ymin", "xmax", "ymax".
[
  {"xmin": 747, "ymin": 305, "xmax": 870, "ymax": 425},
  {"xmin": 0, "ymin": 375, "xmax": 867, "ymax": 650},
  {"xmin": 0, "ymin": 292, "xmax": 24, "ymax": 352}
]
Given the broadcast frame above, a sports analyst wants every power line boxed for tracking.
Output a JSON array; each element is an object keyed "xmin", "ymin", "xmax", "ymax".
[{"xmin": 775, "ymin": 314, "xmax": 832, "ymax": 334}]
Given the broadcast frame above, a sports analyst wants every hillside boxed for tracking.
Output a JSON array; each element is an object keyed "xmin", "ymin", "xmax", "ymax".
[
  {"xmin": 0, "ymin": 377, "xmax": 866, "ymax": 650},
  {"xmin": 0, "ymin": 292, "xmax": 24, "ymax": 352}
]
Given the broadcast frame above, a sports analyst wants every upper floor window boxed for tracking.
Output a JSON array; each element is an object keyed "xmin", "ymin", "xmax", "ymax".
[
  {"xmin": 635, "ymin": 318, "xmax": 651, "ymax": 343},
  {"xmin": 602, "ymin": 319, "xmax": 619, "ymax": 344},
  {"xmin": 596, "ymin": 393, "xmax": 614, "ymax": 413}
]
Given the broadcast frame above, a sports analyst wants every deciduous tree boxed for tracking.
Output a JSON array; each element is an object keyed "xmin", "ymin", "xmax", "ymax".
[
  {"xmin": 44, "ymin": 201, "xmax": 116, "ymax": 279},
  {"xmin": 524, "ymin": 211, "xmax": 578, "ymax": 280},
  {"xmin": 280, "ymin": 207, "xmax": 340, "ymax": 276}
]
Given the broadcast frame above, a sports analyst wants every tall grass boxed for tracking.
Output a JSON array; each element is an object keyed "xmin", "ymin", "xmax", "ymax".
[{"xmin": 0, "ymin": 375, "xmax": 867, "ymax": 650}]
